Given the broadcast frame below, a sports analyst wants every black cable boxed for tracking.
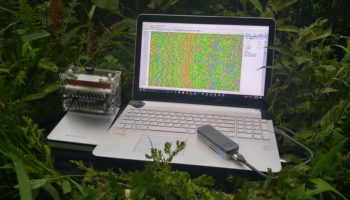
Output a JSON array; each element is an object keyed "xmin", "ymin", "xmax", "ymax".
[
  {"xmin": 231, "ymin": 153, "xmax": 272, "ymax": 178},
  {"xmin": 229, "ymin": 126, "xmax": 314, "ymax": 179}
]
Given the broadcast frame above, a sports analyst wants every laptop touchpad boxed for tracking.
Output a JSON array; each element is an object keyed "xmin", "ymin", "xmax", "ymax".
[{"xmin": 133, "ymin": 135, "xmax": 187, "ymax": 156}]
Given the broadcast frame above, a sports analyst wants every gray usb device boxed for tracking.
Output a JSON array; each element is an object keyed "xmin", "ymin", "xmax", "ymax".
[{"xmin": 197, "ymin": 125, "xmax": 239, "ymax": 159}]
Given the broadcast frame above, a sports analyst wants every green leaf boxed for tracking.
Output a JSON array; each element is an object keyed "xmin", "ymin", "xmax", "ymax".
[
  {"xmin": 8, "ymin": 152, "xmax": 33, "ymax": 200},
  {"xmin": 332, "ymin": 78, "xmax": 350, "ymax": 88},
  {"xmin": 319, "ymin": 65, "xmax": 336, "ymax": 71},
  {"xmin": 0, "ymin": 21, "xmax": 19, "ymax": 35},
  {"xmin": 107, "ymin": 173, "xmax": 124, "ymax": 197},
  {"xmin": 163, "ymin": 0, "xmax": 180, "ymax": 11},
  {"xmin": 285, "ymin": 183, "xmax": 308, "ymax": 199},
  {"xmin": 311, "ymin": 140, "xmax": 345, "ymax": 177},
  {"xmin": 42, "ymin": 183, "xmax": 61, "ymax": 200},
  {"xmin": 269, "ymin": 45, "xmax": 291, "ymax": 56},
  {"xmin": 104, "ymin": 55, "xmax": 118, "ymax": 64},
  {"xmin": 294, "ymin": 56, "xmax": 310, "ymax": 65},
  {"xmin": 0, "ymin": 5, "xmax": 17, "ymax": 15},
  {"xmin": 20, "ymin": 30, "xmax": 50, "ymax": 42},
  {"xmin": 331, "ymin": 44, "xmax": 348, "ymax": 53},
  {"xmin": 14, "ymin": 70, "xmax": 27, "ymax": 86},
  {"xmin": 306, "ymin": 178, "xmax": 347, "ymax": 200},
  {"xmin": 61, "ymin": 180, "xmax": 72, "ymax": 194},
  {"xmin": 88, "ymin": 5, "xmax": 96, "ymax": 19},
  {"xmin": 307, "ymin": 18, "xmax": 328, "ymax": 30},
  {"xmin": 22, "ymin": 42, "xmax": 32, "ymax": 58},
  {"xmin": 80, "ymin": 184, "xmax": 110, "ymax": 200},
  {"xmin": 320, "ymin": 100, "xmax": 350, "ymax": 128},
  {"xmin": 38, "ymin": 59, "xmax": 59, "ymax": 72},
  {"xmin": 21, "ymin": 84, "xmax": 60, "ymax": 102},
  {"xmin": 0, "ymin": 68, "xmax": 10, "ymax": 74},
  {"xmin": 277, "ymin": 25, "xmax": 299, "ymax": 33},
  {"xmin": 322, "ymin": 87, "xmax": 339, "ymax": 94},
  {"xmin": 269, "ymin": 0, "xmax": 297, "ymax": 12},
  {"xmin": 306, "ymin": 27, "xmax": 332, "ymax": 43},
  {"xmin": 92, "ymin": 0, "xmax": 119, "ymax": 12},
  {"xmin": 166, "ymin": 0, "xmax": 179, "ymax": 7},
  {"xmin": 30, "ymin": 179, "xmax": 48, "ymax": 189},
  {"xmin": 248, "ymin": 0, "xmax": 264, "ymax": 15}
]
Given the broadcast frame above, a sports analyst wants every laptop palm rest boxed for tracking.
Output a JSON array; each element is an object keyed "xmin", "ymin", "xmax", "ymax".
[{"xmin": 133, "ymin": 135, "xmax": 187, "ymax": 156}]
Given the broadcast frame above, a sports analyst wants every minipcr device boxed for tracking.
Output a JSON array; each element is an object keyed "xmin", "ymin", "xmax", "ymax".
[{"xmin": 60, "ymin": 65, "xmax": 121, "ymax": 114}]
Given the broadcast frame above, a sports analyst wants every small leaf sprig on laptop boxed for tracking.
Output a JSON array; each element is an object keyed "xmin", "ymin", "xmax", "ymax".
[{"xmin": 145, "ymin": 141, "xmax": 185, "ymax": 164}]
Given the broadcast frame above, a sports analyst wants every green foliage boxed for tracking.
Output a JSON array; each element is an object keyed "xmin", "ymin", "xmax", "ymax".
[
  {"xmin": 18, "ymin": 0, "xmax": 43, "ymax": 32},
  {"xmin": 268, "ymin": 19, "xmax": 349, "ymax": 127},
  {"xmin": 1, "ymin": 0, "xmax": 350, "ymax": 199},
  {"xmin": 127, "ymin": 142, "xmax": 229, "ymax": 199},
  {"xmin": 7, "ymin": 151, "xmax": 33, "ymax": 200}
]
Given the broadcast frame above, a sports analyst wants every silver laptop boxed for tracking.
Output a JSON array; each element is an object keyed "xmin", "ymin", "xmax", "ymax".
[{"xmin": 93, "ymin": 14, "xmax": 281, "ymax": 172}]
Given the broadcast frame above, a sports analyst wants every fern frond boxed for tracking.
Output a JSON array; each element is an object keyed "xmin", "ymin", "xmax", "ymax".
[
  {"xmin": 18, "ymin": 0, "xmax": 42, "ymax": 32},
  {"xmin": 320, "ymin": 97, "xmax": 350, "ymax": 129}
]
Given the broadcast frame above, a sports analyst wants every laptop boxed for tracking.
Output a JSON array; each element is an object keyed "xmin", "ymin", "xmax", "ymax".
[{"xmin": 93, "ymin": 14, "xmax": 281, "ymax": 172}]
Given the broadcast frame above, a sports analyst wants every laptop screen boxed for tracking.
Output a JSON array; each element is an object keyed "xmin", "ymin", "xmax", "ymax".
[{"xmin": 133, "ymin": 15, "xmax": 275, "ymax": 108}]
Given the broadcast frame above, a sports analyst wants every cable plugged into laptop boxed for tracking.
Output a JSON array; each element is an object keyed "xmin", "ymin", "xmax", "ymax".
[
  {"xmin": 197, "ymin": 125, "xmax": 314, "ymax": 179},
  {"xmin": 197, "ymin": 125, "xmax": 275, "ymax": 179}
]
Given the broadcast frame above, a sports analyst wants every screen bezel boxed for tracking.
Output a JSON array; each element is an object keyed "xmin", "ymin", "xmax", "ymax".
[{"xmin": 132, "ymin": 14, "xmax": 275, "ymax": 109}]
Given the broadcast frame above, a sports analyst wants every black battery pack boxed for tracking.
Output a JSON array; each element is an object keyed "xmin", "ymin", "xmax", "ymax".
[{"xmin": 197, "ymin": 125, "xmax": 239, "ymax": 159}]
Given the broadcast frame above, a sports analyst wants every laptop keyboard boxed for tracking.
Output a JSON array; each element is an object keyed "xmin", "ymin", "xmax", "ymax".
[{"xmin": 113, "ymin": 108, "xmax": 271, "ymax": 140}]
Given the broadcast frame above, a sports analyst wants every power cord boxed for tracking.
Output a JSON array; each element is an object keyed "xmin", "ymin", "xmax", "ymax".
[
  {"xmin": 231, "ymin": 153, "xmax": 272, "ymax": 178},
  {"xmin": 230, "ymin": 126, "xmax": 314, "ymax": 179},
  {"xmin": 274, "ymin": 126, "xmax": 314, "ymax": 167}
]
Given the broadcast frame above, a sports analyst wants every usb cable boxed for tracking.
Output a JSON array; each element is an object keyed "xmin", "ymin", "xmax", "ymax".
[
  {"xmin": 231, "ymin": 126, "xmax": 314, "ymax": 179},
  {"xmin": 197, "ymin": 124, "xmax": 313, "ymax": 179},
  {"xmin": 231, "ymin": 152, "xmax": 275, "ymax": 178}
]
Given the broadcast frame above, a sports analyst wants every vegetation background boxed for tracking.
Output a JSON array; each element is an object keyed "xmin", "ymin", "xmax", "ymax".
[{"xmin": 0, "ymin": 0, "xmax": 349, "ymax": 199}]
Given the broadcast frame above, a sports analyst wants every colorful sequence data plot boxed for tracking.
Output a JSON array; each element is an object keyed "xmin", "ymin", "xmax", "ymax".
[{"xmin": 148, "ymin": 32, "xmax": 243, "ymax": 92}]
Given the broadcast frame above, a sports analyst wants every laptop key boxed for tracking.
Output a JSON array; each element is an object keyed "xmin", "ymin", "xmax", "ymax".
[
  {"xmin": 181, "ymin": 124, "xmax": 188, "ymax": 128},
  {"xmin": 222, "ymin": 123, "xmax": 235, "ymax": 128},
  {"xmin": 125, "ymin": 124, "xmax": 132, "ymax": 129},
  {"xmin": 210, "ymin": 122, "xmax": 217, "ymax": 126},
  {"xmin": 245, "ymin": 129, "xmax": 253, "ymax": 134},
  {"xmin": 253, "ymin": 129, "xmax": 261, "ymax": 134},
  {"xmin": 237, "ymin": 133, "xmax": 253, "ymax": 139},
  {"xmin": 150, "ymin": 122, "xmax": 157, "ymax": 126},
  {"xmin": 221, "ymin": 116, "xmax": 235, "ymax": 121},
  {"xmin": 140, "ymin": 125, "xmax": 149, "ymax": 130},
  {"xmin": 194, "ymin": 121, "xmax": 201, "ymax": 125},
  {"xmin": 253, "ymin": 134, "xmax": 262, "ymax": 140},
  {"xmin": 148, "ymin": 126, "xmax": 187, "ymax": 133},
  {"xmin": 237, "ymin": 128, "xmax": 244, "ymax": 133},
  {"xmin": 253, "ymin": 126, "xmax": 260, "ymax": 130},
  {"xmin": 261, "ymin": 123, "xmax": 268, "ymax": 130},
  {"xmin": 189, "ymin": 124, "xmax": 196, "ymax": 129},
  {"xmin": 120, "ymin": 120, "xmax": 134, "ymax": 124},
  {"xmin": 189, "ymin": 128, "xmax": 196, "ymax": 134},
  {"xmin": 115, "ymin": 123, "xmax": 125, "ymax": 129},
  {"xmin": 132, "ymin": 124, "xmax": 141, "ymax": 129},
  {"xmin": 216, "ymin": 127, "xmax": 232, "ymax": 132},
  {"xmin": 262, "ymin": 134, "xmax": 270, "ymax": 140}
]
